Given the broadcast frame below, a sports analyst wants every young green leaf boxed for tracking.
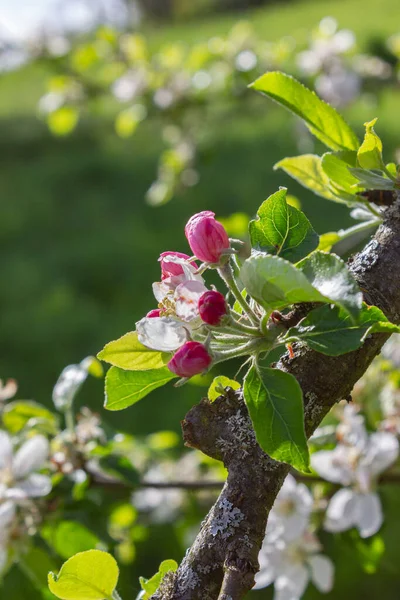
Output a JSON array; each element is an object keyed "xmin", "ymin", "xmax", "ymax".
[
  {"xmin": 2, "ymin": 401, "xmax": 57, "ymax": 434},
  {"xmin": 285, "ymin": 304, "xmax": 400, "ymax": 356},
  {"xmin": 350, "ymin": 168, "xmax": 394, "ymax": 190},
  {"xmin": 297, "ymin": 251, "xmax": 362, "ymax": 320},
  {"xmin": 357, "ymin": 118, "xmax": 384, "ymax": 170},
  {"xmin": 140, "ymin": 560, "xmax": 178, "ymax": 599},
  {"xmin": 240, "ymin": 253, "xmax": 362, "ymax": 319},
  {"xmin": 250, "ymin": 72, "xmax": 359, "ymax": 151},
  {"xmin": 274, "ymin": 155, "xmax": 340, "ymax": 202},
  {"xmin": 48, "ymin": 550, "xmax": 119, "ymax": 600},
  {"xmin": 243, "ymin": 365, "xmax": 309, "ymax": 472},
  {"xmin": 249, "ymin": 188, "xmax": 319, "ymax": 262},
  {"xmin": 321, "ymin": 151, "xmax": 359, "ymax": 195},
  {"xmin": 208, "ymin": 376, "xmax": 241, "ymax": 401},
  {"xmin": 98, "ymin": 332, "xmax": 170, "ymax": 371},
  {"xmin": 104, "ymin": 366, "xmax": 176, "ymax": 411}
]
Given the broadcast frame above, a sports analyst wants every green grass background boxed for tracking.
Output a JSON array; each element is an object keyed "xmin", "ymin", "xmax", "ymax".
[{"xmin": 2, "ymin": 0, "xmax": 400, "ymax": 597}]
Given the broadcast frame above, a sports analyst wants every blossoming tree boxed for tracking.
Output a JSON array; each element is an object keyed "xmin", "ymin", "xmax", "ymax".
[{"xmin": 2, "ymin": 70, "xmax": 400, "ymax": 600}]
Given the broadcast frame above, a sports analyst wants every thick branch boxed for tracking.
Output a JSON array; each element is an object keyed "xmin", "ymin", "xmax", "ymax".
[{"xmin": 151, "ymin": 203, "xmax": 400, "ymax": 600}]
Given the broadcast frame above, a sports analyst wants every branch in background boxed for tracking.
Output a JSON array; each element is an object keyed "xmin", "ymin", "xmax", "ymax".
[{"xmin": 150, "ymin": 200, "xmax": 400, "ymax": 600}]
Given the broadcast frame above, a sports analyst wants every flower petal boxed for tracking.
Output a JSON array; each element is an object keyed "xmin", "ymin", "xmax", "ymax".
[
  {"xmin": 16, "ymin": 474, "xmax": 52, "ymax": 498},
  {"xmin": 12, "ymin": 435, "xmax": 49, "ymax": 479},
  {"xmin": 309, "ymin": 554, "xmax": 334, "ymax": 592},
  {"xmin": 0, "ymin": 501, "xmax": 15, "ymax": 528},
  {"xmin": 0, "ymin": 432, "xmax": 13, "ymax": 470},
  {"xmin": 311, "ymin": 448, "xmax": 353, "ymax": 485},
  {"xmin": 175, "ymin": 280, "xmax": 207, "ymax": 322},
  {"xmin": 136, "ymin": 317, "xmax": 188, "ymax": 352},
  {"xmin": 274, "ymin": 564, "xmax": 309, "ymax": 600},
  {"xmin": 366, "ymin": 432, "xmax": 399, "ymax": 477},
  {"xmin": 355, "ymin": 492, "xmax": 383, "ymax": 538},
  {"xmin": 324, "ymin": 488, "xmax": 358, "ymax": 533}
]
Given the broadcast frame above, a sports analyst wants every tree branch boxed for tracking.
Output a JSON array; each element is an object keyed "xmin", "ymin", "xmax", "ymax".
[{"xmin": 150, "ymin": 202, "xmax": 400, "ymax": 600}]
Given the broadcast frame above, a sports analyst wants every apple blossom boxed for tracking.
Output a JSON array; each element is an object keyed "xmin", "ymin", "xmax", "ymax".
[
  {"xmin": 0, "ymin": 432, "xmax": 52, "ymax": 508},
  {"xmin": 167, "ymin": 341, "xmax": 212, "ymax": 378},
  {"xmin": 198, "ymin": 290, "xmax": 228, "ymax": 326},
  {"xmin": 159, "ymin": 251, "xmax": 194, "ymax": 279},
  {"xmin": 185, "ymin": 211, "xmax": 230, "ymax": 264},
  {"xmin": 311, "ymin": 406, "xmax": 399, "ymax": 537},
  {"xmin": 267, "ymin": 474, "xmax": 313, "ymax": 542},
  {"xmin": 255, "ymin": 529, "xmax": 334, "ymax": 598}
]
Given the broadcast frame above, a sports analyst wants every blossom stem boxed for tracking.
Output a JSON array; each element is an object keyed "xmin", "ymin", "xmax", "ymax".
[
  {"xmin": 111, "ymin": 591, "xmax": 123, "ymax": 600},
  {"xmin": 217, "ymin": 263, "xmax": 259, "ymax": 325},
  {"xmin": 213, "ymin": 338, "xmax": 269, "ymax": 363}
]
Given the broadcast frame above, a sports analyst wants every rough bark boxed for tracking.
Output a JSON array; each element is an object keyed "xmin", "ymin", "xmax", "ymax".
[{"xmin": 150, "ymin": 202, "xmax": 400, "ymax": 600}]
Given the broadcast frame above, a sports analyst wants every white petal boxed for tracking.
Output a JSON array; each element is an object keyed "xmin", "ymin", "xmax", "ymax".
[
  {"xmin": 0, "ymin": 432, "xmax": 13, "ymax": 470},
  {"xmin": 15, "ymin": 474, "xmax": 52, "ymax": 498},
  {"xmin": 366, "ymin": 432, "xmax": 399, "ymax": 476},
  {"xmin": 152, "ymin": 279, "xmax": 178, "ymax": 302},
  {"xmin": 324, "ymin": 488, "xmax": 357, "ymax": 533},
  {"xmin": 175, "ymin": 280, "xmax": 207, "ymax": 322},
  {"xmin": 274, "ymin": 564, "xmax": 309, "ymax": 600},
  {"xmin": 309, "ymin": 554, "xmax": 334, "ymax": 592},
  {"xmin": 254, "ymin": 562, "xmax": 276, "ymax": 590},
  {"xmin": 136, "ymin": 317, "xmax": 187, "ymax": 352},
  {"xmin": 0, "ymin": 501, "xmax": 15, "ymax": 528},
  {"xmin": 311, "ymin": 449, "xmax": 353, "ymax": 485},
  {"xmin": 12, "ymin": 435, "xmax": 49, "ymax": 479},
  {"xmin": 354, "ymin": 492, "xmax": 383, "ymax": 538}
]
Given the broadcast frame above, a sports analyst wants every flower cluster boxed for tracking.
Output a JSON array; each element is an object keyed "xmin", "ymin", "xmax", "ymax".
[
  {"xmin": 312, "ymin": 405, "xmax": 399, "ymax": 538},
  {"xmin": 136, "ymin": 210, "xmax": 267, "ymax": 381},
  {"xmin": 255, "ymin": 475, "xmax": 334, "ymax": 599}
]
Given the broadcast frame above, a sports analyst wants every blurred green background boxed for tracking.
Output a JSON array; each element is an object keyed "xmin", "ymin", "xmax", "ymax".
[{"xmin": 2, "ymin": 0, "xmax": 400, "ymax": 597}]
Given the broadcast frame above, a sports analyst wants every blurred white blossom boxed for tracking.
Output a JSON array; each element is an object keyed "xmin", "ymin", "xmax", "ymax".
[
  {"xmin": 0, "ymin": 432, "xmax": 52, "ymax": 521},
  {"xmin": 312, "ymin": 406, "xmax": 398, "ymax": 537}
]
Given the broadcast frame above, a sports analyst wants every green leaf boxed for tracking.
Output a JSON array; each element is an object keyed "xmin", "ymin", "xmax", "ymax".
[
  {"xmin": 208, "ymin": 376, "xmax": 241, "ymax": 401},
  {"xmin": 240, "ymin": 252, "xmax": 362, "ymax": 319},
  {"xmin": 274, "ymin": 155, "xmax": 340, "ymax": 202},
  {"xmin": 98, "ymin": 332, "xmax": 170, "ymax": 371},
  {"xmin": 317, "ymin": 232, "xmax": 340, "ymax": 252},
  {"xmin": 249, "ymin": 188, "xmax": 319, "ymax": 262},
  {"xmin": 104, "ymin": 366, "xmax": 176, "ymax": 411},
  {"xmin": 2, "ymin": 401, "xmax": 58, "ymax": 434},
  {"xmin": 297, "ymin": 251, "xmax": 362, "ymax": 320},
  {"xmin": 321, "ymin": 151, "xmax": 359, "ymax": 195},
  {"xmin": 139, "ymin": 560, "xmax": 178, "ymax": 599},
  {"xmin": 243, "ymin": 365, "xmax": 309, "ymax": 472},
  {"xmin": 250, "ymin": 72, "xmax": 359, "ymax": 151},
  {"xmin": 286, "ymin": 304, "xmax": 400, "ymax": 356},
  {"xmin": 48, "ymin": 550, "xmax": 119, "ymax": 600},
  {"xmin": 349, "ymin": 168, "xmax": 394, "ymax": 190},
  {"xmin": 357, "ymin": 119, "xmax": 384, "ymax": 170},
  {"xmin": 42, "ymin": 521, "xmax": 102, "ymax": 560}
]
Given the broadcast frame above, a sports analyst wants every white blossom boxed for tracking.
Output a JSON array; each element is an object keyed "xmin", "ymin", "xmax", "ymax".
[
  {"xmin": 267, "ymin": 474, "xmax": 313, "ymax": 542},
  {"xmin": 0, "ymin": 432, "xmax": 52, "ymax": 508},
  {"xmin": 255, "ymin": 530, "xmax": 334, "ymax": 599},
  {"xmin": 137, "ymin": 256, "xmax": 207, "ymax": 352},
  {"xmin": 311, "ymin": 406, "xmax": 398, "ymax": 537}
]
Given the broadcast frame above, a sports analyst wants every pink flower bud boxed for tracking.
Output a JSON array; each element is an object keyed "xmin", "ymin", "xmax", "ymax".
[
  {"xmin": 159, "ymin": 251, "xmax": 192, "ymax": 280},
  {"xmin": 167, "ymin": 341, "xmax": 212, "ymax": 378},
  {"xmin": 185, "ymin": 211, "xmax": 230, "ymax": 264},
  {"xmin": 198, "ymin": 291, "xmax": 228, "ymax": 326},
  {"xmin": 146, "ymin": 309, "xmax": 162, "ymax": 318}
]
